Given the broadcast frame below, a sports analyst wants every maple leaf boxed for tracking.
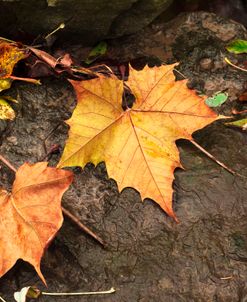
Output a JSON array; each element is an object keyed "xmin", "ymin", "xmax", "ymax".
[
  {"xmin": 58, "ymin": 64, "xmax": 219, "ymax": 220},
  {"xmin": 0, "ymin": 162, "xmax": 73, "ymax": 284}
]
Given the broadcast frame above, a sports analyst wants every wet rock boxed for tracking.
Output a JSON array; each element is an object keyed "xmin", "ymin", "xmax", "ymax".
[
  {"xmin": 0, "ymin": 0, "xmax": 173, "ymax": 45},
  {"xmin": 106, "ymin": 11, "xmax": 247, "ymax": 115},
  {"xmin": 0, "ymin": 10, "xmax": 247, "ymax": 302}
]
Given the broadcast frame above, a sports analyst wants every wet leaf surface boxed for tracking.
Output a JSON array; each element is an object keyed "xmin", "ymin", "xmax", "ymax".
[
  {"xmin": 59, "ymin": 64, "xmax": 219, "ymax": 219},
  {"xmin": 0, "ymin": 162, "xmax": 73, "ymax": 283}
]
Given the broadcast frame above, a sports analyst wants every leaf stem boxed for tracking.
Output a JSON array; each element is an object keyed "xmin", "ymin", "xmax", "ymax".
[
  {"xmin": 42, "ymin": 287, "xmax": 115, "ymax": 296},
  {"xmin": 0, "ymin": 154, "xmax": 105, "ymax": 246},
  {"xmin": 224, "ymin": 57, "xmax": 247, "ymax": 72}
]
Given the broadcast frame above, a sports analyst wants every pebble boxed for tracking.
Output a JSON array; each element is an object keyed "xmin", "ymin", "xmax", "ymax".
[
  {"xmin": 199, "ymin": 58, "xmax": 214, "ymax": 70},
  {"xmin": 6, "ymin": 136, "xmax": 18, "ymax": 145}
]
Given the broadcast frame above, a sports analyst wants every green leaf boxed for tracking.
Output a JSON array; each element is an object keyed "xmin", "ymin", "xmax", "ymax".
[
  {"xmin": 85, "ymin": 41, "xmax": 107, "ymax": 64},
  {"xmin": 226, "ymin": 118, "xmax": 247, "ymax": 130},
  {"xmin": 205, "ymin": 92, "xmax": 228, "ymax": 107},
  {"xmin": 226, "ymin": 39, "xmax": 247, "ymax": 54}
]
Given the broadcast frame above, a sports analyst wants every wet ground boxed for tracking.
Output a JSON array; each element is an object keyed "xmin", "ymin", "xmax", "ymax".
[{"xmin": 1, "ymin": 11, "xmax": 247, "ymax": 302}]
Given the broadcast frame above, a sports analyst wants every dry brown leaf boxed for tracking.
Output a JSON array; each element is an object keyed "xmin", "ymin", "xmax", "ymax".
[
  {"xmin": 0, "ymin": 162, "xmax": 73, "ymax": 283},
  {"xmin": 58, "ymin": 64, "xmax": 219, "ymax": 220}
]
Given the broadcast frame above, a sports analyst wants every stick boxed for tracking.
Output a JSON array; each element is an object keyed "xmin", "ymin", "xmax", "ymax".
[
  {"xmin": 0, "ymin": 154, "xmax": 105, "ymax": 246},
  {"xmin": 191, "ymin": 139, "xmax": 236, "ymax": 175},
  {"xmin": 62, "ymin": 206, "xmax": 105, "ymax": 246},
  {"xmin": 42, "ymin": 287, "xmax": 115, "ymax": 296},
  {"xmin": 10, "ymin": 76, "xmax": 41, "ymax": 85},
  {"xmin": 0, "ymin": 296, "xmax": 7, "ymax": 302},
  {"xmin": 0, "ymin": 155, "xmax": 17, "ymax": 172},
  {"xmin": 225, "ymin": 57, "xmax": 247, "ymax": 72},
  {"xmin": 232, "ymin": 108, "xmax": 247, "ymax": 114}
]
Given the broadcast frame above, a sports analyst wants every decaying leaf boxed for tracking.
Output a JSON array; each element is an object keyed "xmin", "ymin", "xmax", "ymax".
[
  {"xmin": 0, "ymin": 97, "xmax": 15, "ymax": 120},
  {"xmin": 0, "ymin": 41, "xmax": 27, "ymax": 78},
  {"xmin": 58, "ymin": 64, "xmax": 219, "ymax": 220},
  {"xmin": 0, "ymin": 162, "xmax": 73, "ymax": 283},
  {"xmin": 85, "ymin": 41, "xmax": 107, "ymax": 64},
  {"xmin": 29, "ymin": 47, "xmax": 96, "ymax": 78},
  {"xmin": 14, "ymin": 286, "xmax": 41, "ymax": 302},
  {"xmin": 0, "ymin": 78, "xmax": 12, "ymax": 92},
  {"xmin": 239, "ymin": 90, "xmax": 247, "ymax": 101}
]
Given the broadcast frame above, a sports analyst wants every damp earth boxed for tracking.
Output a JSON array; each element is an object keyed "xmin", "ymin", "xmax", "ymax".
[{"xmin": 1, "ymin": 11, "xmax": 247, "ymax": 302}]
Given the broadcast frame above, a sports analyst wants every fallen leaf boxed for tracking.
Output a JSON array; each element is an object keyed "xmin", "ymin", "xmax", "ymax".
[
  {"xmin": 85, "ymin": 41, "xmax": 107, "ymax": 65},
  {"xmin": 205, "ymin": 92, "xmax": 228, "ymax": 107},
  {"xmin": 0, "ymin": 97, "xmax": 15, "ymax": 120},
  {"xmin": 226, "ymin": 118, "xmax": 247, "ymax": 130},
  {"xmin": 58, "ymin": 64, "xmax": 219, "ymax": 220},
  {"xmin": 226, "ymin": 39, "xmax": 247, "ymax": 54},
  {"xmin": 14, "ymin": 286, "xmax": 41, "ymax": 302},
  {"xmin": 239, "ymin": 90, "xmax": 247, "ymax": 101},
  {"xmin": 0, "ymin": 78, "xmax": 12, "ymax": 92},
  {"xmin": 14, "ymin": 287, "xmax": 30, "ymax": 302},
  {"xmin": 0, "ymin": 162, "xmax": 73, "ymax": 283},
  {"xmin": 29, "ymin": 47, "xmax": 96, "ymax": 78},
  {"xmin": 0, "ymin": 41, "xmax": 27, "ymax": 78},
  {"xmin": 58, "ymin": 53, "xmax": 73, "ymax": 68},
  {"xmin": 29, "ymin": 47, "xmax": 58, "ymax": 69}
]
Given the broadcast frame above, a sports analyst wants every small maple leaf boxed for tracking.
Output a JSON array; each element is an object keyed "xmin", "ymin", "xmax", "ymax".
[
  {"xmin": 0, "ymin": 162, "xmax": 73, "ymax": 284},
  {"xmin": 58, "ymin": 64, "xmax": 219, "ymax": 220}
]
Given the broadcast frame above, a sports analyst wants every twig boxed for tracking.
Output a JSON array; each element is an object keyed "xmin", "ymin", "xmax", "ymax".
[
  {"xmin": 62, "ymin": 207, "xmax": 105, "ymax": 246},
  {"xmin": 191, "ymin": 139, "xmax": 236, "ymax": 175},
  {"xmin": 0, "ymin": 154, "xmax": 105, "ymax": 246},
  {"xmin": 232, "ymin": 108, "xmax": 247, "ymax": 114},
  {"xmin": 174, "ymin": 68, "xmax": 187, "ymax": 79},
  {"xmin": 225, "ymin": 57, "xmax": 247, "ymax": 72},
  {"xmin": 42, "ymin": 287, "xmax": 115, "ymax": 296},
  {"xmin": 0, "ymin": 155, "xmax": 17, "ymax": 173},
  {"xmin": 45, "ymin": 23, "xmax": 65, "ymax": 40},
  {"xmin": 0, "ymin": 296, "xmax": 7, "ymax": 302},
  {"xmin": 10, "ymin": 76, "xmax": 41, "ymax": 85},
  {"xmin": 220, "ymin": 276, "xmax": 233, "ymax": 280},
  {"xmin": 0, "ymin": 36, "xmax": 17, "ymax": 44}
]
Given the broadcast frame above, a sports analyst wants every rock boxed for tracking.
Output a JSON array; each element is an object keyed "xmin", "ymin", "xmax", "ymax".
[
  {"xmin": 1, "ymin": 10, "xmax": 247, "ymax": 302},
  {"xmin": 107, "ymin": 12, "xmax": 247, "ymax": 113},
  {"xmin": 0, "ymin": 0, "xmax": 173, "ymax": 45}
]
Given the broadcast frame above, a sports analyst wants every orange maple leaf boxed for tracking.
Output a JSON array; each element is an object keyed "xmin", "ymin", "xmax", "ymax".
[
  {"xmin": 0, "ymin": 162, "xmax": 73, "ymax": 284},
  {"xmin": 0, "ymin": 41, "xmax": 27, "ymax": 78},
  {"xmin": 58, "ymin": 64, "xmax": 219, "ymax": 220}
]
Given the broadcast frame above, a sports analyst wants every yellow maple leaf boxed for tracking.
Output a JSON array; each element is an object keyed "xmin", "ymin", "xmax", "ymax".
[{"xmin": 58, "ymin": 64, "xmax": 219, "ymax": 220}]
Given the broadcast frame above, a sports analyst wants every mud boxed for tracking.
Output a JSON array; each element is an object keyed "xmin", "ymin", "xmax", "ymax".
[{"xmin": 0, "ymin": 11, "xmax": 247, "ymax": 302}]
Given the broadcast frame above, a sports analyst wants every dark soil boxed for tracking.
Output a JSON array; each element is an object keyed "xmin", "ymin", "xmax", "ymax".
[{"xmin": 1, "ymin": 11, "xmax": 247, "ymax": 302}]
